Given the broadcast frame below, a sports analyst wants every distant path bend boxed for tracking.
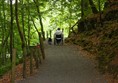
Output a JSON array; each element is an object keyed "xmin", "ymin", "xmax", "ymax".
[{"xmin": 18, "ymin": 43, "xmax": 107, "ymax": 83}]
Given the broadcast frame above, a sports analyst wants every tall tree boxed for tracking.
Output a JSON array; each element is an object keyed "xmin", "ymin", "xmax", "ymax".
[
  {"xmin": 81, "ymin": 0, "xmax": 84, "ymax": 19},
  {"xmin": 31, "ymin": 18, "xmax": 45, "ymax": 59},
  {"xmin": 20, "ymin": 0, "xmax": 26, "ymax": 44},
  {"xmin": 27, "ymin": 0, "xmax": 31, "ymax": 46},
  {"xmin": 88, "ymin": 0, "xmax": 98, "ymax": 14},
  {"xmin": 0, "ymin": 0, "xmax": 5, "ymax": 64},
  {"xmin": 98, "ymin": 0, "xmax": 102, "ymax": 26},
  {"xmin": 68, "ymin": 0, "xmax": 72, "ymax": 37},
  {"xmin": 26, "ymin": 0, "xmax": 33, "ymax": 75},
  {"xmin": 10, "ymin": 0, "xmax": 14, "ymax": 62},
  {"xmin": 33, "ymin": 0, "xmax": 45, "ymax": 40},
  {"xmin": 15, "ymin": 0, "xmax": 27, "ymax": 78}
]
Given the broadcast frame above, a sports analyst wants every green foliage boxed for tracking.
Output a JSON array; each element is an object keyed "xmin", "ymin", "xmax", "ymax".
[
  {"xmin": 0, "ymin": 0, "xmax": 108, "ymax": 77},
  {"xmin": 0, "ymin": 57, "xmax": 23, "ymax": 77},
  {"xmin": 0, "ymin": 64, "xmax": 11, "ymax": 76},
  {"xmin": 66, "ymin": 0, "xmax": 118, "ymax": 78}
]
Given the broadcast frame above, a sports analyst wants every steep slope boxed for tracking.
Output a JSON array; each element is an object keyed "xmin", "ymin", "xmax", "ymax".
[{"xmin": 65, "ymin": 0, "xmax": 118, "ymax": 82}]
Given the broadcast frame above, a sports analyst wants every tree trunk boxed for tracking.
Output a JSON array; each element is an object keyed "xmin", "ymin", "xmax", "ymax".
[
  {"xmin": 11, "ymin": 49, "xmax": 16, "ymax": 83},
  {"xmin": 68, "ymin": 2, "xmax": 72, "ymax": 37},
  {"xmin": 31, "ymin": 18, "xmax": 45, "ymax": 59},
  {"xmin": 10, "ymin": 0, "xmax": 14, "ymax": 62},
  {"xmin": 49, "ymin": 30, "xmax": 52, "ymax": 38},
  {"xmin": 33, "ymin": 0, "xmax": 45, "ymax": 40},
  {"xmin": 1, "ymin": 0, "xmax": 6, "ymax": 64},
  {"xmin": 88, "ymin": 0, "xmax": 98, "ymax": 14},
  {"xmin": 27, "ymin": 1, "xmax": 30, "ymax": 47},
  {"xmin": 38, "ymin": 32, "xmax": 45, "ymax": 59},
  {"xmin": 15, "ymin": 0, "xmax": 27, "ymax": 78},
  {"xmin": 81, "ymin": 0, "xmax": 84, "ymax": 19},
  {"xmin": 98, "ymin": 0, "xmax": 103, "ymax": 26},
  {"xmin": 20, "ymin": 0, "xmax": 26, "ymax": 45},
  {"xmin": 27, "ymin": 0, "xmax": 33, "ymax": 75},
  {"xmin": 68, "ymin": 24, "xmax": 71, "ymax": 37}
]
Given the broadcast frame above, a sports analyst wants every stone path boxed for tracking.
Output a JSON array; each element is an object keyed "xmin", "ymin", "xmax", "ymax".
[{"xmin": 17, "ymin": 44, "xmax": 107, "ymax": 83}]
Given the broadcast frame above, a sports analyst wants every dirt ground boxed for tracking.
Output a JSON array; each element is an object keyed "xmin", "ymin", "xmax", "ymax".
[
  {"xmin": 0, "ymin": 43, "xmax": 117, "ymax": 83},
  {"xmin": 17, "ymin": 43, "xmax": 107, "ymax": 83}
]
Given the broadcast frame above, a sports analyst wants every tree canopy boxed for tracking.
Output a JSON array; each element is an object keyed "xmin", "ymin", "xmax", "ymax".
[{"xmin": 0, "ymin": 0, "xmax": 108, "ymax": 80}]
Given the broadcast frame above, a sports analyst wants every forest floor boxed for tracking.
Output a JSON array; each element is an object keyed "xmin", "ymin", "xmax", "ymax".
[{"xmin": 0, "ymin": 41, "xmax": 117, "ymax": 83}]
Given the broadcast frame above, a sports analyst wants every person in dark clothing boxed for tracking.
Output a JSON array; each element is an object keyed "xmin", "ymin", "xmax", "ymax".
[
  {"xmin": 54, "ymin": 28, "xmax": 63, "ymax": 45},
  {"xmin": 48, "ymin": 38, "xmax": 52, "ymax": 45}
]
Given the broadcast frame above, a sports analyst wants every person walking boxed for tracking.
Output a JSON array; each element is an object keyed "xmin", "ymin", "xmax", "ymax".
[{"xmin": 54, "ymin": 28, "xmax": 63, "ymax": 45}]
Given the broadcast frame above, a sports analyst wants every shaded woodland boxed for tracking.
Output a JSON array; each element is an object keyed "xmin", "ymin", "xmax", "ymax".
[
  {"xmin": 66, "ymin": 0, "xmax": 118, "ymax": 82},
  {"xmin": 0, "ymin": 0, "xmax": 118, "ymax": 83}
]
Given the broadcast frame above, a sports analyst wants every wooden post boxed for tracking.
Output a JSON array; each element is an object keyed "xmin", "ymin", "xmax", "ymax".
[
  {"xmin": 29, "ymin": 46, "xmax": 40, "ymax": 73},
  {"xmin": 34, "ymin": 48, "xmax": 39, "ymax": 69},
  {"xmin": 37, "ymin": 47, "xmax": 42, "ymax": 64},
  {"xmin": 11, "ymin": 49, "xmax": 16, "ymax": 83},
  {"xmin": 30, "ymin": 50, "xmax": 33, "ymax": 74}
]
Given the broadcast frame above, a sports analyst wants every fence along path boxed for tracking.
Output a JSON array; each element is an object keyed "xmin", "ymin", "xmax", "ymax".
[{"xmin": 18, "ymin": 43, "xmax": 107, "ymax": 83}]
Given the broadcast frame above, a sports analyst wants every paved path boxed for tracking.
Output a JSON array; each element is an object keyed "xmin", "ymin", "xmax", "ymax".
[{"xmin": 18, "ymin": 44, "xmax": 107, "ymax": 83}]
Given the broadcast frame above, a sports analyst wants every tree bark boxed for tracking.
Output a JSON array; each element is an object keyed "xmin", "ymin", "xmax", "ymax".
[
  {"xmin": 81, "ymin": 0, "xmax": 84, "ymax": 18},
  {"xmin": 1, "ymin": 0, "xmax": 7, "ymax": 64},
  {"xmin": 33, "ymin": 0, "xmax": 45, "ymax": 40},
  {"xmin": 10, "ymin": 0, "xmax": 13, "ymax": 62},
  {"xmin": 27, "ymin": 0, "xmax": 33, "ymax": 75},
  {"xmin": 98, "ymin": 0, "xmax": 102, "ymax": 26},
  {"xmin": 31, "ymin": 18, "xmax": 45, "ymax": 59},
  {"xmin": 49, "ymin": 30, "xmax": 52, "ymax": 38},
  {"xmin": 27, "ymin": 0, "xmax": 30, "ymax": 47},
  {"xmin": 68, "ymin": 2, "xmax": 72, "ymax": 37},
  {"xmin": 11, "ymin": 49, "xmax": 16, "ymax": 83},
  {"xmin": 15, "ymin": 0, "xmax": 27, "ymax": 78},
  {"xmin": 89, "ymin": 0, "xmax": 98, "ymax": 14}
]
